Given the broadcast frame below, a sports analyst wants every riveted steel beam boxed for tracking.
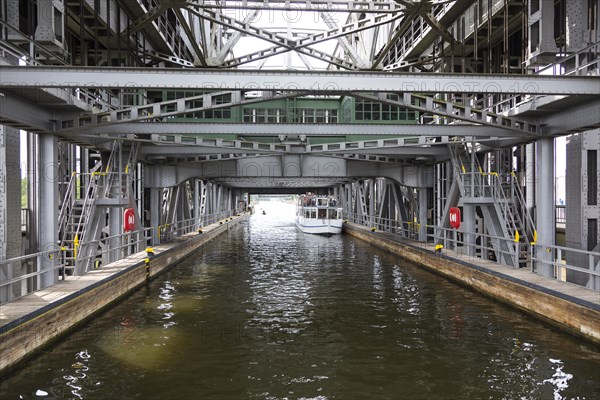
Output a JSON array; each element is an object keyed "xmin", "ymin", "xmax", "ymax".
[
  {"xmin": 68, "ymin": 122, "xmax": 531, "ymax": 138},
  {"xmin": 184, "ymin": 0, "xmax": 404, "ymax": 13},
  {"xmin": 3, "ymin": 66, "xmax": 597, "ymax": 95},
  {"xmin": 185, "ymin": 6, "xmax": 401, "ymax": 69},
  {"xmin": 0, "ymin": 90, "xmax": 58, "ymax": 132},
  {"xmin": 353, "ymin": 92, "xmax": 540, "ymax": 135},
  {"xmin": 59, "ymin": 90, "xmax": 307, "ymax": 132}
]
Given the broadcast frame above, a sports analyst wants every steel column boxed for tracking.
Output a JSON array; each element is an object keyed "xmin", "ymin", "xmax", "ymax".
[
  {"xmin": 150, "ymin": 188, "xmax": 160, "ymax": 244},
  {"xmin": 0, "ymin": 125, "xmax": 22, "ymax": 301},
  {"xmin": 368, "ymin": 179, "xmax": 375, "ymax": 227},
  {"xmin": 108, "ymin": 209, "xmax": 121, "ymax": 263},
  {"xmin": 463, "ymin": 204, "xmax": 476, "ymax": 257},
  {"xmin": 193, "ymin": 179, "xmax": 200, "ymax": 228},
  {"xmin": 418, "ymin": 188, "xmax": 428, "ymax": 241},
  {"xmin": 526, "ymin": 144, "xmax": 535, "ymax": 215},
  {"xmin": 535, "ymin": 137, "xmax": 555, "ymax": 277},
  {"xmin": 37, "ymin": 133, "xmax": 59, "ymax": 288}
]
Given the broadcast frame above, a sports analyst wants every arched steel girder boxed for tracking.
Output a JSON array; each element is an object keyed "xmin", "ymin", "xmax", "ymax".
[
  {"xmin": 143, "ymin": 155, "xmax": 433, "ymax": 189},
  {"xmin": 66, "ymin": 123, "xmax": 525, "ymax": 138}
]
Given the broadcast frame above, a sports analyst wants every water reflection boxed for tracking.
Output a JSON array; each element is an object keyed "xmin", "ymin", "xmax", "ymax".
[
  {"xmin": 543, "ymin": 358, "xmax": 574, "ymax": 400},
  {"xmin": 246, "ymin": 202, "xmax": 314, "ymax": 339},
  {"xmin": 1, "ymin": 201, "xmax": 599, "ymax": 399},
  {"xmin": 62, "ymin": 350, "xmax": 91, "ymax": 399}
]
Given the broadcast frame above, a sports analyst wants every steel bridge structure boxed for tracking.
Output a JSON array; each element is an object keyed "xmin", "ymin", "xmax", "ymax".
[{"xmin": 0, "ymin": 0, "xmax": 599, "ymax": 303}]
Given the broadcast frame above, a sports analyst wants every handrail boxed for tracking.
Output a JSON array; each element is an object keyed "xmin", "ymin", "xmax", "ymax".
[
  {"xmin": 58, "ymin": 162, "xmax": 104, "ymax": 249},
  {"xmin": 1, "ymin": 210, "xmax": 248, "ymax": 303},
  {"xmin": 508, "ymin": 171, "xmax": 536, "ymax": 240},
  {"xmin": 76, "ymin": 227, "xmax": 154, "ymax": 269},
  {"xmin": 531, "ymin": 243, "xmax": 600, "ymax": 292},
  {"xmin": 428, "ymin": 224, "xmax": 520, "ymax": 263},
  {"xmin": 556, "ymin": 205, "xmax": 566, "ymax": 224},
  {"xmin": 57, "ymin": 172, "xmax": 76, "ymax": 245},
  {"xmin": 343, "ymin": 211, "xmax": 598, "ymax": 292},
  {"xmin": 488, "ymin": 174, "xmax": 519, "ymax": 235},
  {"xmin": 484, "ymin": 41, "xmax": 600, "ymax": 114},
  {"xmin": 536, "ymin": 40, "xmax": 600, "ymax": 76},
  {"xmin": 0, "ymin": 248, "xmax": 66, "ymax": 304},
  {"xmin": 450, "ymin": 142, "xmax": 534, "ymax": 243}
]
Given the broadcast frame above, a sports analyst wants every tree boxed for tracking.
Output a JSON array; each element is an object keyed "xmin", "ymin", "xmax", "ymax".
[{"xmin": 21, "ymin": 178, "xmax": 27, "ymax": 208}]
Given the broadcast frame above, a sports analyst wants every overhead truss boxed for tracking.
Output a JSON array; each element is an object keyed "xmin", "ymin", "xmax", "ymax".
[{"xmin": 2, "ymin": 66, "xmax": 597, "ymax": 95}]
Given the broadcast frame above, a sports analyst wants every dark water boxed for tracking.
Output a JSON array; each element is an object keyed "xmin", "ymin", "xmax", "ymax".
[{"xmin": 1, "ymin": 203, "xmax": 599, "ymax": 400}]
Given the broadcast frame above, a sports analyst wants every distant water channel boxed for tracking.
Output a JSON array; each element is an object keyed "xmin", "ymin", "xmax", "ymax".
[{"xmin": 1, "ymin": 202, "xmax": 599, "ymax": 399}]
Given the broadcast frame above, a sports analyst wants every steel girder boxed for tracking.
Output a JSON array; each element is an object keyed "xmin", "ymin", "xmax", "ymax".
[
  {"xmin": 209, "ymin": 177, "xmax": 348, "ymax": 189},
  {"xmin": 0, "ymin": 91, "xmax": 58, "ymax": 132},
  {"xmin": 158, "ymin": 152, "xmax": 422, "ymax": 167},
  {"xmin": 183, "ymin": 1, "xmax": 404, "ymax": 13},
  {"xmin": 59, "ymin": 90, "xmax": 308, "ymax": 132},
  {"xmin": 153, "ymin": 178, "xmax": 236, "ymax": 242},
  {"xmin": 3, "ymin": 66, "xmax": 597, "ymax": 95},
  {"xmin": 221, "ymin": 42, "xmax": 355, "ymax": 69},
  {"xmin": 138, "ymin": 137, "xmax": 291, "ymax": 155},
  {"xmin": 68, "ymin": 122, "xmax": 524, "ymax": 137},
  {"xmin": 142, "ymin": 155, "xmax": 433, "ymax": 188},
  {"xmin": 57, "ymin": 87, "xmax": 537, "ymax": 135},
  {"xmin": 541, "ymin": 98, "xmax": 600, "ymax": 136},
  {"xmin": 184, "ymin": 6, "xmax": 402, "ymax": 70},
  {"xmin": 352, "ymin": 92, "xmax": 540, "ymax": 135},
  {"xmin": 74, "ymin": 131, "xmax": 524, "ymax": 164},
  {"xmin": 123, "ymin": 4, "xmax": 169, "ymax": 35},
  {"xmin": 320, "ymin": 11, "xmax": 368, "ymax": 69}
]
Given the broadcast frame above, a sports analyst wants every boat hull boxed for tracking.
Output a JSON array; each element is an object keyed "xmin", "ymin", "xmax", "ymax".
[{"xmin": 295, "ymin": 219, "xmax": 343, "ymax": 235}]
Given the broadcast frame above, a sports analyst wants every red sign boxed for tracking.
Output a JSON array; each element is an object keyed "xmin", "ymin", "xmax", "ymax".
[
  {"xmin": 449, "ymin": 207, "xmax": 461, "ymax": 229},
  {"xmin": 124, "ymin": 208, "xmax": 135, "ymax": 232}
]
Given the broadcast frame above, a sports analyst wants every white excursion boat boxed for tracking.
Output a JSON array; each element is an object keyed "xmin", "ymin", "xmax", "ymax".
[{"xmin": 295, "ymin": 194, "xmax": 343, "ymax": 235}]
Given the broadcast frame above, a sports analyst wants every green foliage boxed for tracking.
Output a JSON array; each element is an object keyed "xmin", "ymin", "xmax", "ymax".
[{"xmin": 21, "ymin": 178, "xmax": 27, "ymax": 208}]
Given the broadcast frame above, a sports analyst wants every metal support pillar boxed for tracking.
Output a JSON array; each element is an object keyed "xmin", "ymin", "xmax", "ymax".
[
  {"xmin": 150, "ymin": 188, "xmax": 160, "ymax": 244},
  {"xmin": 0, "ymin": 125, "xmax": 22, "ymax": 301},
  {"xmin": 108, "ymin": 207, "xmax": 122, "ymax": 263},
  {"xmin": 536, "ymin": 138, "xmax": 555, "ymax": 277},
  {"xmin": 368, "ymin": 179, "xmax": 375, "ymax": 227},
  {"xmin": 526, "ymin": 144, "xmax": 535, "ymax": 214},
  {"xmin": 418, "ymin": 188, "xmax": 428, "ymax": 241},
  {"xmin": 463, "ymin": 204, "xmax": 476, "ymax": 257},
  {"xmin": 38, "ymin": 133, "xmax": 59, "ymax": 289},
  {"xmin": 176, "ymin": 184, "xmax": 185, "ymax": 228},
  {"xmin": 27, "ymin": 132, "xmax": 38, "ymax": 253},
  {"xmin": 193, "ymin": 179, "xmax": 200, "ymax": 229},
  {"xmin": 343, "ymin": 183, "xmax": 352, "ymax": 216}
]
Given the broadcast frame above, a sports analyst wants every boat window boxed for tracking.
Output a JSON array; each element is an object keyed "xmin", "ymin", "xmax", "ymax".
[
  {"xmin": 311, "ymin": 210, "xmax": 317, "ymax": 218},
  {"xmin": 318, "ymin": 209, "xmax": 327, "ymax": 219}
]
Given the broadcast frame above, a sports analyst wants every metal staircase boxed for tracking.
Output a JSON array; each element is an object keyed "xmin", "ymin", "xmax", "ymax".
[
  {"xmin": 449, "ymin": 142, "xmax": 536, "ymax": 267},
  {"xmin": 58, "ymin": 141, "xmax": 140, "ymax": 275}
]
